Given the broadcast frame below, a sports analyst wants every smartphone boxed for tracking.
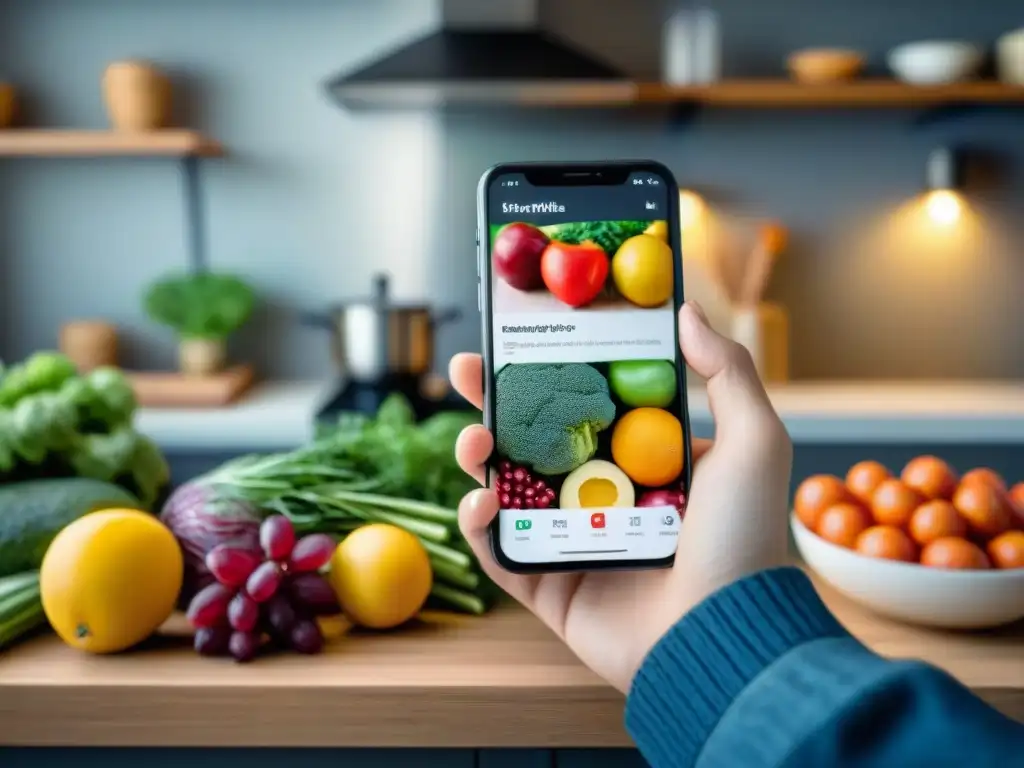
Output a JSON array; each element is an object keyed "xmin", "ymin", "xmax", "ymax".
[{"xmin": 476, "ymin": 160, "xmax": 692, "ymax": 574}]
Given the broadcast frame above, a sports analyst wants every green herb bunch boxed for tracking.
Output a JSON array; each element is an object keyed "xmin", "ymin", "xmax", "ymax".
[{"xmin": 143, "ymin": 272, "xmax": 256, "ymax": 341}]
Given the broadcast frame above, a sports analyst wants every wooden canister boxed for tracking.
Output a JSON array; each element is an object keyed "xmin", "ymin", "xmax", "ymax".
[
  {"xmin": 0, "ymin": 83, "xmax": 16, "ymax": 128},
  {"xmin": 59, "ymin": 321, "xmax": 118, "ymax": 372},
  {"xmin": 731, "ymin": 302, "xmax": 789, "ymax": 384},
  {"xmin": 101, "ymin": 60, "xmax": 171, "ymax": 132}
]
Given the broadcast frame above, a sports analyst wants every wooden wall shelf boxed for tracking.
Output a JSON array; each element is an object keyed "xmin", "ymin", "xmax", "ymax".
[
  {"xmin": 0, "ymin": 129, "xmax": 223, "ymax": 157},
  {"xmin": 634, "ymin": 80, "xmax": 1024, "ymax": 108},
  {"xmin": 348, "ymin": 79, "xmax": 1024, "ymax": 109}
]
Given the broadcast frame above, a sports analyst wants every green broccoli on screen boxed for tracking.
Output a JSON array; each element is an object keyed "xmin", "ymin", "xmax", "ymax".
[{"xmin": 495, "ymin": 363, "xmax": 616, "ymax": 476}]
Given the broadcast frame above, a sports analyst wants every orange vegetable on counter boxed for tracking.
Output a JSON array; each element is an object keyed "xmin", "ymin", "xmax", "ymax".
[
  {"xmin": 870, "ymin": 479, "xmax": 924, "ymax": 528},
  {"xmin": 817, "ymin": 503, "xmax": 871, "ymax": 549},
  {"xmin": 953, "ymin": 481, "xmax": 1013, "ymax": 539},
  {"xmin": 900, "ymin": 455, "xmax": 958, "ymax": 501},
  {"xmin": 845, "ymin": 461, "xmax": 891, "ymax": 505},
  {"xmin": 795, "ymin": 475, "xmax": 853, "ymax": 531},
  {"xmin": 920, "ymin": 537, "xmax": 990, "ymax": 570},
  {"xmin": 855, "ymin": 525, "xmax": 918, "ymax": 563}
]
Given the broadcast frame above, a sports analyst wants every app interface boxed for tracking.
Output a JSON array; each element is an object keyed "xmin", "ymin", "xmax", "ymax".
[{"xmin": 486, "ymin": 171, "xmax": 686, "ymax": 564}]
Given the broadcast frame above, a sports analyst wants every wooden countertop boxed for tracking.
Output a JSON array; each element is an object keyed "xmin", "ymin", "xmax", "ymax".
[{"xmin": 0, "ymin": 578, "xmax": 1021, "ymax": 749}]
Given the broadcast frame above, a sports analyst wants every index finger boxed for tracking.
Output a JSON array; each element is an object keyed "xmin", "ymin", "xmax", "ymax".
[{"xmin": 449, "ymin": 353, "xmax": 483, "ymax": 411}]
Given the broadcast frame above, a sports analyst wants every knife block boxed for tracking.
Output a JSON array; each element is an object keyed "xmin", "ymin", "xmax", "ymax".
[{"xmin": 731, "ymin": 302, "xmax": 789, "ymax": 384}]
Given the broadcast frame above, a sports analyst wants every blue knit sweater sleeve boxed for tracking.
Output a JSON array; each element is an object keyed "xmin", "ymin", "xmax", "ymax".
[{"xmin": 625, "ymin": 567, "xmax": 1024, "ymax": 768}]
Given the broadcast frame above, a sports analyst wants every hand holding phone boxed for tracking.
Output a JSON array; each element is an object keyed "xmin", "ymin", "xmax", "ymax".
[{"xmin": 448, "ymin": 303, "xmax": 793, "ymax": 694}]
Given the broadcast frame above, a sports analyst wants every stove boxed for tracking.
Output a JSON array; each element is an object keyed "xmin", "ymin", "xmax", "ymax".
[{"xmin": 315, "ymin": 373, "xmax": 476, "ymax": 424}]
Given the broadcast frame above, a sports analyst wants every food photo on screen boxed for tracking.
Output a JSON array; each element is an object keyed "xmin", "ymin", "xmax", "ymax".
[
  {"xmin": 489, "ymin": 219, "xmax": 674, "ymax": 313},
  {"xmin": 491, "ymin": 359, "xmax": 687, "ymax": 516}
]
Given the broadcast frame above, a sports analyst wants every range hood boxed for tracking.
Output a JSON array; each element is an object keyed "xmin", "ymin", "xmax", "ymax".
[{"xmin": 325, "ymin": 0, "xmax": 635, "ymax": 109}]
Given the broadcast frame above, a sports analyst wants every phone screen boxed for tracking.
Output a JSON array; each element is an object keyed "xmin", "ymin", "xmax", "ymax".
[{"xmin": 481, "ymin": 165, "xmax": 690, "ymax": 569}]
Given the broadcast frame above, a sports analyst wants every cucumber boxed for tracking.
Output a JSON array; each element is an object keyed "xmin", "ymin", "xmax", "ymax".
[
  {"xmin": 0, "ymin": 571, "xmax": 45, "ymax": 649},
  {"xmin": 0, "ymin": 477, "xmax": 141, "ymax": 578}
]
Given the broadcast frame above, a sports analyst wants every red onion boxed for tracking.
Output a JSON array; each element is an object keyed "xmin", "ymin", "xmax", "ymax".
[
  {"xmin": 159, "ymin": 481, "xmax": 262, "ymax": 605},
  {"xmin": 637, "ymin": 488, "xmax": 687, "ymax": 516}
]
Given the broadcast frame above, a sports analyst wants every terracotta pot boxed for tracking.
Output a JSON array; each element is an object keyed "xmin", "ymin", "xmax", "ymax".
[
  {"xmin": 101, "ymin": 60, "xmax": 171, "ymax": 132},
  {"xmin": 59, "ymin": 320, "xmax": 118, "ymax": 372},
  {"xmin": 179, "ymin": 338, "xmax": 225, "ymax": 376},
  {"xmin": 0, "ymin": 83, "xmax": 16, "ymax": 129}
]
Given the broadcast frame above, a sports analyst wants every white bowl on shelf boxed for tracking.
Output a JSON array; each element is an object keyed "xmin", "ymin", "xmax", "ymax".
[
  {"xmin": 887, "ymin": 40, "xmax": 984, "ymax": 84},
  {"xmin": 792, "ymin": 515, "xmax": 1024, "ymax": 629},
  {"xmin": 996, "ymin": 28, "xmax": 1024, "ymax": 84}
]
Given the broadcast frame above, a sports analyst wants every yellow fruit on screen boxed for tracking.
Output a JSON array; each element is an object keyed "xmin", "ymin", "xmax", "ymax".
[
  {"xmin": 612, "ymin": 234, "xmax": 674, "ymax": 308},
  {"xmin": 644, "ymin": 220, "xmax": 669, "ymax": 241},
  {"xmin": 329, "ymin": 524, "xmax": 432, "ymax": 630},
  {"xmin": 40, "ymin": 508, "xmax": 183, "ymax": 654}
]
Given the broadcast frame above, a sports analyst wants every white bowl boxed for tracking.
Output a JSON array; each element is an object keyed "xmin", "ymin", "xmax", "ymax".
[
  {"xmin": 996, "ymin": 28, "xmax": 1024, "ymax": 84},
  {"xmin": 887, "ymin": 40, "xmax": 984, "ymax": 84},
  {"xmin": 792, "ymin": 515, "xmax": 1024, "ymax": 629}
]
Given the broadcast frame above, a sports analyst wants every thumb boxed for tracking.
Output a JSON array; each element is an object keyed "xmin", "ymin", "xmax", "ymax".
[{"xmin": 678, "ymin": 302, "xmax": 780, "ymax": 442}]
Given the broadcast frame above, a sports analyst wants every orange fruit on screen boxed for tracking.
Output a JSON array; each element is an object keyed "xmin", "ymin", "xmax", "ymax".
[
  {"xmin": 610, "ymin": 407, "xmax": 684, "ymax": 488},
  {"xmin": 920, "ymin": 537, "xmax": 990, "ymax": 570},
  {"xmin": 794, "ymin": 475, "xmax": 852, "ymax": 530},
  {"xmin": 986, "ymin": 531, "xmax": 1024, "ymax": 570},
  {"xmin": 855, "ymin": 525, "xmax": 917, "ymax": 563},
  {"xmin": 845, "ymin": 461, "xmax": 891, "ymax": 505},
  {"xmin": 900, "ymin": 455, "xmax": 958, "ymax": 501},
  {"xmin": 952, "ymin": 481, "xmax": 1013, "ymax": 539},
  {"xmin": 870, "ymin": 479, "xmax": 924, "ymax": 528},
  {"xmin": 907, "ymin": 500, "xmax": 967, "ymax": 546},
  {"xmin": 960, "ymin": 468, "xmax": 1007, "ymax": 493},
  {"xmin": 816, "ymin": 503, "xmax": 872, "ymax": 549}
]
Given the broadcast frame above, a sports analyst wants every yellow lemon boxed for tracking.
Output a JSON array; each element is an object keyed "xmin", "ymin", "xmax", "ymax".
[
  {"xmin": 40, "ymin": 508, "xmax": 183, "ymax": 654},
  {"xmin": 612, "ymin": 234, "xmax": 674, "ymax": 308},
  {"xmin": 328, "ymin": 524, "xmax": 432, "ymax": 629},
  {"xmin": 644, "ymin": 220, "xmax": 670, "ymax": 241}
]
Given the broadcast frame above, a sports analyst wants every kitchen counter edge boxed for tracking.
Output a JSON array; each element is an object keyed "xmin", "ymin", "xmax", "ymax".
[{"xmin": 135, "ymin": 380, "xmax": 1024, "ymax": 450}]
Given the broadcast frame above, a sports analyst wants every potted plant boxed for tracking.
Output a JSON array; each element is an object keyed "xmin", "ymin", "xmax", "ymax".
[{"xmin": 143, "ymin": 272, "xmax": 255, "ymax": 376}]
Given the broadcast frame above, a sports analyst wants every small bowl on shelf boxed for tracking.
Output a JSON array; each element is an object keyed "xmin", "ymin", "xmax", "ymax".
[
  {"xmin": 793, "ymin": 515, "xmax": 1024, "ymax": 629},
  {"xmin": 787, "ymin": 48, "xmax": 865, "ymax": 84},
  {"xmin": 887, "ymin": 40, "xmax": 984, "ymax": 85},
  {"xmin": 996, "ymin": 28, "xmax": 1024, "ymax": 85}
]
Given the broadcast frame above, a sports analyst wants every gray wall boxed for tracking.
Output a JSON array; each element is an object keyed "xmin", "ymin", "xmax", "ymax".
[{"xmin": 2, "ymin": 0, "xmax": 1023, "ymax": 381}]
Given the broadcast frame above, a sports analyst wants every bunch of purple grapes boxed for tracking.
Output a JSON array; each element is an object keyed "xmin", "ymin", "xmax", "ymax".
[{"xmin": 185, "ymin": 515, "xmax": 339, "ymax": 662}]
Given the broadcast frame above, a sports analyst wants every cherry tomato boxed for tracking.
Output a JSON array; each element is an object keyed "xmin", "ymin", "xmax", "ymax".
[
  {"xmin": 855, "ymin": 526, "xmax": 917, "ymax": 563},
  {"xmin": 816, "ymin": 503, "xmax": 871, "ymax": 549},
  {"xmin": 987, "ymin": 531, "xmax": 1024, "ymax": 569},
  {"xmin": 900, "ymin": 455, "xmax": 958, "ymax": 501},
  {"xmin": 960, "ymin": 468, "xmax": 1007, "ymax": 493},
  {"xmin": 870, "ymin": 479, "xmax": 924, "ymax": 528},
  {"xmin": 1008, "ymin": 483, "xmax": 1024, "ymax": 529},
  {"xmin": 794, "ymin": 475, "xmax": 852, "ymax": 531},
  {"xmin": 920, "ymin": 537, "xmax": 990, "ymax": 570},
  {"xmin": 845, "ymin": 461, "xmax": 891, "ymax": 505},
  {"xmin": 952, "ymin": 481, "xmax": 1013, "ymax": 540},
  {"xmin": 908, "ymin": 500, "xmax": 967, "ymax": 546},
  {"xmin": 540, "ymin": 241, "xmax": 608, "ymax": 308}
]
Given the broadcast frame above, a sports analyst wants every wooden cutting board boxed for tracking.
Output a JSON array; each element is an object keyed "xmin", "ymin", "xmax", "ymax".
[{"xmin": 127, "ymin": 365, "xmax": 255, "ymax": 408}]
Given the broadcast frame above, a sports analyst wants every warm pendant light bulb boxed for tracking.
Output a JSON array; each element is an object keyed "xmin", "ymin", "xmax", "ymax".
[{"xmin": 925, "ymin": 189, "xmax": 962, "ymax": 226}]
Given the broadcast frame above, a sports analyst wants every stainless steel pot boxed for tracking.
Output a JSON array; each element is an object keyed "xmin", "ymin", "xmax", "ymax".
[{"xmin": 302, "ymin": 273, "xmax": 461, "ymax": 381}]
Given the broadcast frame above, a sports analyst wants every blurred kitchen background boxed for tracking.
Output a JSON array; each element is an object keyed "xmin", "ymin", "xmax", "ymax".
[{"xmin": 0, "ymin": 0, "xmax": 1022, "ymax": 480}]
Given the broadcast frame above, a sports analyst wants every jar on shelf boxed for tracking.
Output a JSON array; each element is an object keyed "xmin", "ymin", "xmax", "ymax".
[
  {"xmin": 102, "ymin": 60, "xmax": 171, "ymax": 131},
  {"xmin": 0, "ymin": 82, "xmax": 16, "ymax": 128}
]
